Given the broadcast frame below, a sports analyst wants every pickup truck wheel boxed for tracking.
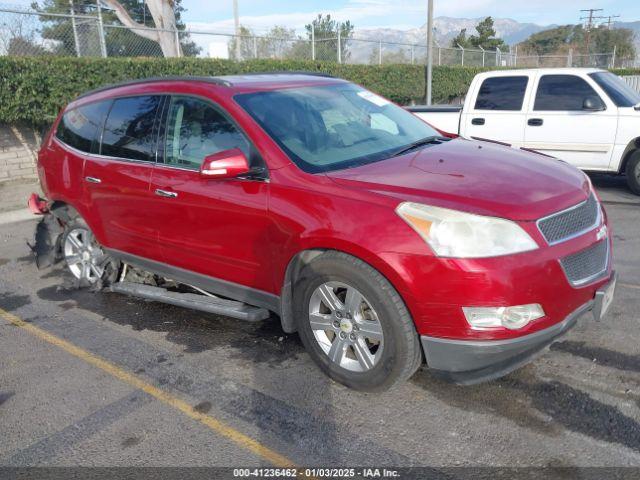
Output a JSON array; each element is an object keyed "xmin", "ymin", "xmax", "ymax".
[
  {"xmin": 626, "ymin": 152, "xmax": 640, "ymax": 195},
  {"xmin": 62, "ymin": 218, "xmax": 118, "ymax": 287},
  {"xmin": 294, "ymin": 251, "xmax": 422, "ymax": 392}
]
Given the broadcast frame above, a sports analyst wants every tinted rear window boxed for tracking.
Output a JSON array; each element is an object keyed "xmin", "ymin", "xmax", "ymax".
[
  {"xmin": 474, "ymin": 76, "xmax": 529, "ymax": 111},
  {"xmin": 56, "ymin": 100, "xmax": 111, "ymax": 153},
  {"xmin": 534, "ymin": 75, "xmax": 600, "ymax": 111},
  {"xmin": 101, "ymin": 95, "xmax": 162, "ymax": 161}
]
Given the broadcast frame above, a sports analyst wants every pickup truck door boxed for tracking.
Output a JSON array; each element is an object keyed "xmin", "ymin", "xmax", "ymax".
[
  {"xmin": 460, "ymin": 74, "xmax": 531, "ymax": 146},
  {"xmin": 148, "ymin": 95, "xmax": 274, "ymax": 301},
  {"xmin": 524, "ymin": 73, "xmax": 617, "ymax": 170}
]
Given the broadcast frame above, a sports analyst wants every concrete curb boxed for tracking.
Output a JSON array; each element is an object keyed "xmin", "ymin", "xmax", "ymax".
[{"xmin": 0, "ymin": 208, "xmax": 36, "ymax": 225}]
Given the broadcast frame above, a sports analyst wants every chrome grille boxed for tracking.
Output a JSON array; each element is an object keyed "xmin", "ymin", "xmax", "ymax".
[
  {"xmin": 538, "ymin": 193, "xmax": 600, "ymax": 245},
  {"xmin": 560, "ymin": 240, "xmax": 609, "ymax": 286}
]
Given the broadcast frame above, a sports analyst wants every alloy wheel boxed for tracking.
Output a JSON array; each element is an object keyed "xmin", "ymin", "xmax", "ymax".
[
  {"xmin": 63, "ymin": 227, "xmax": 105, "ymax": 284},
  {"xmin": 308, "ymin": 281, "xmax": 384, "ymax": 372}
]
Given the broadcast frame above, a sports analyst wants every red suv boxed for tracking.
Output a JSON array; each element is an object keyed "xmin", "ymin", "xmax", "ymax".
[{"xmin": 33, "ymin": 73, "xmax": 616, "ymax": 391}]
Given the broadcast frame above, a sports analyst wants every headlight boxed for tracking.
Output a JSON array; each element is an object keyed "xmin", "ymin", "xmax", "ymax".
[{"xmin": 396, "ymin": 202, "xmax": 538, "ymax": 258}]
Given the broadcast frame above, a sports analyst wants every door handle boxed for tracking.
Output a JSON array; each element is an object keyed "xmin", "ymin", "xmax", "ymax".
[
  {"xmin": 471, "ymin": 118, "xmax": 485, "ymax": 125},
  {"xmin": 528, "ymin": 118, "xmax": 544, "ymax": 126},
  {"xmin": 155, "ymin": 189, "xmax": 178, "ymax": 198},
  {"xmin": 85, "ymin": 176, "xmax": 102, "ymax": 184}
]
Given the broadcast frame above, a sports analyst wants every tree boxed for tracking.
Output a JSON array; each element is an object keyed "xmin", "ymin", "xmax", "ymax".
[
  {"xmin": 450, "ymin": 28, "xmax": 469, "ymax": 48},
  {"xmin": 369, "ymin": 47, "xmax": 408, "ymax": 64},
  {"xmin": 518, "ymin": 24, "xmax": 635, "ymax": 66},
  {"xmin": 33, "ymin": 0, "xmax": 200, "ymax": 57},
  {"xmin": 518, "ymin": 25, "xmax": 582, "ymax": 55},
  {"xmin": 0, "ymin": 10, "xmax": 52, "ymax": 55},
  {"xmin": 450, "ymin": 17, "xmax": 506, "ymax": 50},
  {"xmin": 470, "ymin": 17, "xmax": 507, "ymax": 50},
  {"xmin": 228, "ymin": 25, "xmax": 254, "ymax": 60},
  {"xmin": 7, "ymin": 37, "xmax": 50, "ymax": 56},
  {"xmin": 304, "ymin": 14, "xmax": 353, "ymax": 62},
  {"xmin": 100, "ymin": 0, "xmax": 179, "ymax": 56},
  {"xmin": 591, "ymin": 26, "xmax": 635, "ymax": 64},
  {"xmin": 229, "ymin": 25, "xmax": 297, "ymax": 60}
]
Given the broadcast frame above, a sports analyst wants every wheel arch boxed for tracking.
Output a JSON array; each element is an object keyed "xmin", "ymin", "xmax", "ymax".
[
  {"xmin": 50, "ymin": 200, "xmax": 80, "ymax": 223},
  {"xmin": 618, "ymin": 137, "xmax": 640, "ymax": 174},
  {"xmin": 278, "ymin": 245, "xmax": 413, "ymax": 334}
]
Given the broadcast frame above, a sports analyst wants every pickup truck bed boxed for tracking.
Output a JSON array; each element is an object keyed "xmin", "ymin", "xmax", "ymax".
[{"xmin": 406, "ymin": 105, "xmax": 461, "ymax": 137}]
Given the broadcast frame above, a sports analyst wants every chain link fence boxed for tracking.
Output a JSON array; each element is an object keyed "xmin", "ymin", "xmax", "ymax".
[{"xmin": 0, "ymin": 5, "xmax": 633, "ymax": 68}]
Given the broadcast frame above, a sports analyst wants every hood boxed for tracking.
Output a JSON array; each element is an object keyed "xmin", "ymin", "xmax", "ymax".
[{"xmin": 325, "ymin": 137, "xmax": 591, "ymax": 221}]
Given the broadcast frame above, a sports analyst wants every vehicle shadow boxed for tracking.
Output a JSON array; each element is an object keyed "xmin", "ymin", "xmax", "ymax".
[
  {"xmin": 32, "ymin": 263, "xmax": 352, "ymax": 466},
  {"xmin": 411, "ymin": 366, "xmax": 640, "ymax": 454},
  {"xmin": 589, "ymin": 173, "xmax": 640, "ymax": 204}
]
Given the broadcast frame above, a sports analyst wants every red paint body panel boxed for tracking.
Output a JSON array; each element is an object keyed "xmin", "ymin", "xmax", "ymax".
[
  {"xmin": 149, "ymin": 165, "xmax": 272, "ymax": 292},
  {"xmin": 37, "ymin": 76, "xmax": 613, "ymax": 344}
]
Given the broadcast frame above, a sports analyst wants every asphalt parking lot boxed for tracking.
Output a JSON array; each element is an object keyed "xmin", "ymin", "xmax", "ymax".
[{"xmin": 0, "ymin": 174, "xmax": 639, "ymax": 473}]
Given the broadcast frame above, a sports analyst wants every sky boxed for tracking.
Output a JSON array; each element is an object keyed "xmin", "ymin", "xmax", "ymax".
[
  {"xmin": 179, "ymin": 0, "xmax": 640, "ymax": 34},
  {"xmin": 7, "ymin": 0, "xmax": 640, "ymax": 33}
]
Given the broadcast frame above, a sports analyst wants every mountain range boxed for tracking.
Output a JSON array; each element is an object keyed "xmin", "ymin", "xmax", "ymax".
[{"xmin": 350, "ymin": 16, "xmax": 640, "ymax": 62}]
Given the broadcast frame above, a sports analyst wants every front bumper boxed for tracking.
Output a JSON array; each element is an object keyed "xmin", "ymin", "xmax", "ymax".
[{"xmin": 421, "ymin": 273, "xmax": 616, "ymax": 385}]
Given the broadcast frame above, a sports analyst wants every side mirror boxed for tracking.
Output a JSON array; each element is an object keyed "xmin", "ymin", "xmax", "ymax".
[
  {"xmin": 200, "ymin": 148, "xmax": 250, "ymax": 179},
  {"xmin": 583, "ymin": 96, "xmax": 605, "ymax": 111}
]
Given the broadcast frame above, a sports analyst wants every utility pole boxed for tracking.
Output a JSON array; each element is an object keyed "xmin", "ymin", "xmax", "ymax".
[
  {"xmin": 601, "ymin": 15, "xmax": 620, "ymax": 29},
  {"xmin": 580, "ymin": 8, "xmax": 603, "ymax": 57},
  {"xmin": 233, "ymin": 0, "xmax": 241, "ymax": 60},
  {"xmin": 426, "ymin": 0, "xmax": 434, "ymax": 105}
]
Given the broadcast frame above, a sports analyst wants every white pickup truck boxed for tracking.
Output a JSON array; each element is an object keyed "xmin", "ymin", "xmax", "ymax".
[{"xmin": 408, "ymin": 68, "xmax": 640, "ymax": 194}]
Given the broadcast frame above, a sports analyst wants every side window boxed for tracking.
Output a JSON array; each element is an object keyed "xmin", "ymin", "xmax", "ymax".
[
  {"xmin": 534, "ymin": 75, "xmax": 600, "ymax": 111},
  {"xmin": 56, "ymin": 100, "xmax": 111, "ymax": 153},
  {"xmin": 101, "ymin": 95, "xmax": 162, "ymax": 161},
  {"xmin": 474, "ymin": 76, "xmax": 529, "ymax": 111},
  {"xmin": 164, "ymin": 96, "xmax": 249, "ymax": 170}
]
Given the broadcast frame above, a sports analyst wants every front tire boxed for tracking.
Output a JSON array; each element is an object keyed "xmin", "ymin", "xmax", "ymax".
[
  {"xmin": 626, "ymin": 151, "xmax": 640, "ymax": 195},
  {"xmin": 294, "ymin": 251, "xmax": 422, "ymax": 392}
]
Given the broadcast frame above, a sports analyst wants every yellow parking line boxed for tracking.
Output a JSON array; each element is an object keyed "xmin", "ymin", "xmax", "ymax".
[
  {"xmin": 620, "ymin": 283, "xmax": 640, "ymax": 290},
  {"xmin": 0, "ymin": 307, "xmax": 296, "ymax": 469}
]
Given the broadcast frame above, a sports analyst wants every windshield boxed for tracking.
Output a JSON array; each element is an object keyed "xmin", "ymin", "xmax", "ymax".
[
  {"xmin": 589, "ymin": 72, "xmax": 640, "ymax": 107},
  {"xmin": 234, "ymin": 84, "xmax": 440, "ymax": 173}
]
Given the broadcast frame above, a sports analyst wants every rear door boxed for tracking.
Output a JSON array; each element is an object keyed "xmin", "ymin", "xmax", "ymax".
[
  {"xmin": 149, "ymin": 95, "xmax": 274, "ymax": 297},
  {"xmin": 460, "ymin": 74, "xmax": 531, "ymax": 145},
  {"xmin": 524, "ymin": 74, "xmax": 617, "ymax": 170},
  {"xmin": 83, "ymin": 95, "xmax": 164, "ymax": 260}
]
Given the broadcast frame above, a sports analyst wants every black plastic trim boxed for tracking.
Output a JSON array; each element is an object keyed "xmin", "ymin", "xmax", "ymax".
[
  {"xmin": 406, "ymin": 105, "xmax": 463, "ymax": 113},
  {"xmin": 105, "ymin": 248, "xmax": 280, "ymax": 314},
  {"xmin": 421, "ymin": 299, "xmax": 598, "ymax": 385}
]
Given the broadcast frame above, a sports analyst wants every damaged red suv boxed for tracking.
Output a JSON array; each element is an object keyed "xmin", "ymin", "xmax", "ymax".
[{"xmin": 33, "ymin": 73, "xmax": 616, "ymax": 391}]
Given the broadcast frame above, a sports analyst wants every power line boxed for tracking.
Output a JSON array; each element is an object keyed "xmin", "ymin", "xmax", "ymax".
[{"xmin": 601, "ymin": 15, "xmax": 621, "ymax": 29}]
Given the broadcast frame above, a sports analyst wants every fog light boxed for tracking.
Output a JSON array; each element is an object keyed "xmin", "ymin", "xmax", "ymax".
[{"xmin": 462, "ymin": 304, "xmax": 545, "ymax": 330}]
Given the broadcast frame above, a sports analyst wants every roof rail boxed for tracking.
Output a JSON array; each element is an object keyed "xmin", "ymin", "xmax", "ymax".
[
  {"xmin": 74, "ymin": 71, "xmax": 338, "ymax": 101},
  {"xmin": 75, "ymin": 76, "xmax": 231, "ymax": 100},
  {"xmin": 229, "ymin": 71, "xmax": 336, "ymax": 78}
]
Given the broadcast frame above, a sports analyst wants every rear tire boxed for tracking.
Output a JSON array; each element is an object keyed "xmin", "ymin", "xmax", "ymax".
[
  {"xmin": 626, "ymin": 151, "xmax": 640, "ymax": 195},
  {"xmin": 294, "ymin": 251, "xmax": 422, "ymax": 392},
  {"xmin": 61, "ymin": 217, "xmax": 119, "ymax": 287}
]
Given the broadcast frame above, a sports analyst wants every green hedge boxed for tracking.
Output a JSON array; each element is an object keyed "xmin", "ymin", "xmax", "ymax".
[
  {"xmin": 0, "ymin": 57, "xmax": 426, "ymax": 126},
  {"xmin": 2, "ymin": 57, "xmax": 638, "ymax": 126}
]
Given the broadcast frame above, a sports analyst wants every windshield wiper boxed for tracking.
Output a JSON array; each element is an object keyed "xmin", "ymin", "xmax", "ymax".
[{"xmin": 390, "ymin": 136, "xmax": 447, "ymax": 157}]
